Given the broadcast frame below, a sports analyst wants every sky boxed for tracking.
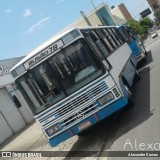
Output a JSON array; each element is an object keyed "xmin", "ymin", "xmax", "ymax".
[{"xmin": 0, "ymin": 0, "xmax": 152, "ymax": 60}]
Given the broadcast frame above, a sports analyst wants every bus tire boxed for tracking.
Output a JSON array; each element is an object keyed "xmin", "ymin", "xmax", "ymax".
[
  {"xmin": 145, "ymin": 50, "xmax": 147, "ymax": 55},
  {"xmin": 143, "ymin": 48, "xmax": 147, "ymax": 55},
  {"xmin": 134, "ymin": 70, "xmax": 141, "ymax": 82},
  {"xmin": 143, "ymin": 57, "xmax": 147, "ymax": 62},
  {"xmin": 123, "ymin": 84, "xmax": 134, "ymax": 108},
  {"xmin": 125, "ymin": 96, "xmax": 134, "ymax": 109},
  {"xmin": 128, "ymin": 96, "xmax": 134, "ymax": 108},
  {"xmin": 78, "ymin": 130, "xmax": 87, "ymax": 137},
  {"xmin": 122, "ymin": 76, "xmax": 131, "ymax": 90}
]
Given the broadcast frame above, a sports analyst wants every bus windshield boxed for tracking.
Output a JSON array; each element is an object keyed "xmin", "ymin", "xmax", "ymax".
[{"xmin": 16, "ymin": 39, "xmax": 105, "ymax": 114}]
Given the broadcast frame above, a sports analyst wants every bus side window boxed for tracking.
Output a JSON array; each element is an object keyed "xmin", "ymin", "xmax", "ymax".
[
  {"xmin": 91, "ymin": 30, "xmax": 109, "ymax": 58},
  {"xmin": 82, "ymin": 30, "xmax": 111, "ymax": 70},
  {"xmin": 108, "ymin": 28, "xmax": 120, "ymax": 46},
  {"xmin": 84, "ymin": 30, "xmax": 105, "ymax": 60},
  {"xmin": 108, "ymin": 28, "xmax": 119, "ymax": 48},
  {"xmin": 118, "ymin": 28, "xmax": 128, "ymax": 42},
  {"xmin": 115, "ymin": 28, "xmax": 125, "ymax": 44},
  {"xmin": 101, "ymin": 29, "xmax": 114, "ymax": 52},
  {"xmin": 103, "ymin": 29, "xmax": 117, "ymax": 49},
  {"xmin": 111, "ymin": 28, "xmax": 123, "ymax": 45},
  {"xmin": 95, "ymin": 29, "xmax": 112, "ymax": 53},
  {"xmin": 125, "ymin": 26, "xmax": 135, "ymax": 41}
]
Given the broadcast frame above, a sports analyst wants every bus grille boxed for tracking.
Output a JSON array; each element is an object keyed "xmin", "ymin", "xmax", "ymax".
[
  {"xmin": 61, "ymin": 104, "xmax": 98, "ymax": 127},
  {"xmin": 41, "ymin": 81, "xmax": 108, "ymax": 128},
  {"xmin": 58, "ymin": 81, "xmax": 108, "ymax": 128}
]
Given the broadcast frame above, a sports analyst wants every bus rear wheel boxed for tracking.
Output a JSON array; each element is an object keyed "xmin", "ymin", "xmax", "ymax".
[
  {"xmin": 124, "ymin": 85, "xmax": 134, "ymax": 108},
  {"xmin": 134, "ymin": 70, "xmax": 141, "ymax": 82}
]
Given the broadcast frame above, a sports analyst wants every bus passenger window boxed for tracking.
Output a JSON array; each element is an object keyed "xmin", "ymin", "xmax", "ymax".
[
  {"xmin": 119, "ymin": 28, "xmax": 129, "ymax": 42},
  {"xmin": 108, "ymin": 29, "xmax": 118, "ymax": 48},
  {"xmin": 102, "ymin": 29, "xmax": 116, "ymax": 49},
  {"xmin": 112, "ymin": 28, "xmax": 124, "ymax": 44},
  {"xmin": 110, "ymin": 29, "xmax": 121, "ymax": 46}
]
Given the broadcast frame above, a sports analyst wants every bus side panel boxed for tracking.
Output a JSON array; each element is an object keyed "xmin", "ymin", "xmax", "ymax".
[
  {"xmin": 107, "ymin": 43, "xmax": 132, "ymax": 81},
  {"xmin": 122, "ymin": 60, "xmax": 135, "ymax": 87},
  {"xmin": 107, "ymin": 43, "xmax": 135, "ymax": 98}
]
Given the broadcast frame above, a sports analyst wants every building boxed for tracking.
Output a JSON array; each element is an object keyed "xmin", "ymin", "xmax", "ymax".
[
  {"xmin": 60, "ymin": 3, "xmax": 116, "ymax": 32},
  {"xmin": 147, "ymin": 0, "xmax": 160, "ymax": 12},
  {"xmin": 110, "ymin": 3, "xmax": 132, "ymax": 24},
  {"xmin": 110, "ymin": 6, "xmax": 127, "ymax": 24},
  {"xmin": 0, "ymin": 57, "xmax": 34, "ymax": 145},
  {"xmin": 118, "ymin": 3, "xmax": 132, "ymax": 21}
]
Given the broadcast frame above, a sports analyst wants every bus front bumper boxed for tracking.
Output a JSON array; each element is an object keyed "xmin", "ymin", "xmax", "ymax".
[{"xmin": 48, "ymin": 97, "xmax": 128, "ymax": 147}]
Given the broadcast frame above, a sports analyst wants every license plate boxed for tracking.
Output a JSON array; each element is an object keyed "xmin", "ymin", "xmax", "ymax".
[{"xmin": 78, "ymin": 121, "xmax": 91, "ymax": 132}]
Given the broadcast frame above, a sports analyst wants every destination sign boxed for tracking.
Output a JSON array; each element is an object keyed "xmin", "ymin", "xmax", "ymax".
[{"xmin": 24, "ymin": 40, "xmax": 64, "ymax": 69}]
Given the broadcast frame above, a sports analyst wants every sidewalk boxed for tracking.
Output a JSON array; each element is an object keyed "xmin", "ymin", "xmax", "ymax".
[{"xmin": 0, "ymin": 122, "xmax": 78, "ymax": 160}]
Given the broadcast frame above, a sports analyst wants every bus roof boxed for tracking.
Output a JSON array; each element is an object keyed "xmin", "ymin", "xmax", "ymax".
[{"xmin": 11, "ymin": 25, "xmax": 115, "ymax": 72}]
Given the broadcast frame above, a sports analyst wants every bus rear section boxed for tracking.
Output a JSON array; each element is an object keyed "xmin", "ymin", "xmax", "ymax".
[
  {"xmin": 117, "ymin": 25, "xmax": 146, "ymax": 64},
  {"xmin": 10, "ymin": 27, "xmax": 137, "ymax": 147}
]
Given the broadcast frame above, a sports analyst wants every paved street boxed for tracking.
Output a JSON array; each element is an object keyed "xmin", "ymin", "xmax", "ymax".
[{"xmin": 1, "ymin": 35, "xmax": 160, "ymax": 160}]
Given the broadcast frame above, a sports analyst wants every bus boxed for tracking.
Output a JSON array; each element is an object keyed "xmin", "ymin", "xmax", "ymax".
[
  {"xmin": 117, "ymin": 25, "xmax": 146, "ymax": 64},
  {"xmin": 10, "ymin": 26, "xmax": 139, "ymax": 147}
]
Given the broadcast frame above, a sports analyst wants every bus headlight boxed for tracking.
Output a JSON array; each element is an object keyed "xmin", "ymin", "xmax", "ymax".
[
  {"xmin": 47, "ymin": 124, "xmax": 61, "ymax": 135},
  {"xmin": 98, "ymin": 92, "xmax": 114, "ymax": 105}
]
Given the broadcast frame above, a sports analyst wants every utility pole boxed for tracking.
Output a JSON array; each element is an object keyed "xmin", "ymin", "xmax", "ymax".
[{"xmin": 80, "ymin": 11, "xmax": 92, "ymax": 26}]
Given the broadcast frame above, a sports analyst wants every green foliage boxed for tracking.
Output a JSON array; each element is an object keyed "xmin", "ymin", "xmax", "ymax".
[
  {"xmin": 126, "ymin": 19, "xmax": 142, "ymax": 35},
  {"xmin": 126, "ymin": 17, "xmax": 154, "ymax": 35},
  {"xmin": 139, "ymin": 17, "xmax": 153, "ymax": 32}
]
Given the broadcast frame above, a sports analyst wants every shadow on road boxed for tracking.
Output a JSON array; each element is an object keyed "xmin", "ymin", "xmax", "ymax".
[{"xmin": 114, "ymin": 65, "xmax": 151, "ymax": 138}]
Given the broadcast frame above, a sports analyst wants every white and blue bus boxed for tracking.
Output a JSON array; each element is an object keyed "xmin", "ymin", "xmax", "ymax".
[
  {"xmin": 117, "ymin": 25, "xmax": 146, "ymax": 64},
  {"xmin": 10, "ymin": 26, "xmax": 139, "ymax": 147}
]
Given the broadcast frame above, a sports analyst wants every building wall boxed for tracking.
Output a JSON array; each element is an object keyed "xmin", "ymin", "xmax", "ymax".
[
  {"xmin": 79, "ymin": 12, "xmax": 102, "ymax": 27},
  {"xmin": 0, "ymin": 57, "xmax": 34, "ymax": 145},
  {"xmin": 110, "ymin": 7, "xmax": 126, "ymax": 21},
  {"xmin": 110, "ymin": 6, "xmax": 127, "ymax": 24},
  {"xmin": 147, "ymin": 0, "xmax": 160, "ymax": 12},
  {"xmin": 97, "ymin": 6, "xmax": 115, "ymax": 25},
  {"xmin": 118, "ymin": 3, "xmax": 132, "ymax": 21},
  {"xmin": 112, "ymin": 15, "xmax": 127, "ymax": 25}
]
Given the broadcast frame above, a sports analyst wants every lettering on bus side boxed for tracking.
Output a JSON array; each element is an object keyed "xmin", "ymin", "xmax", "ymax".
[{"xmin": 24, "ymin": 40, "xmax": 64, "ymax": 69}]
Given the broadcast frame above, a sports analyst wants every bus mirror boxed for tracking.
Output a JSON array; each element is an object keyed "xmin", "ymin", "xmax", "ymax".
[{"xmin": 12, "ymin": 95, "xmax": 21, "ymax": 108}]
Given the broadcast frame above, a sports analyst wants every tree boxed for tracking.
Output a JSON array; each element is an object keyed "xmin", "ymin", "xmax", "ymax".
[
  {"xmin": 139, "ymin": 17, "xmax": 154, "ymax": 33},
  {"xmin": 126, "ymin": 19, "xmax": 142, "ymax": 35}
]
